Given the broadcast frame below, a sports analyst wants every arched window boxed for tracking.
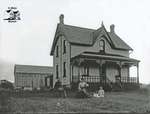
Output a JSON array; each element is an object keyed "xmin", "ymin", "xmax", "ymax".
[{"xmin": 99, "ymin": 40, "xmax": 105, "ymax": 53}]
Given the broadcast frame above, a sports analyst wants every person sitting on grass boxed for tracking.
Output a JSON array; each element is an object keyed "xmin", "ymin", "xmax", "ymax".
[
  {"xmin": 93, "ymin": 86, "xmax": 105, "ymax": 98},
  {"xmin": 98, "ymin": 86, "xmax": 104, "ymax": 97},
  {"xmin": 76, "ymin": 78, "xmax": 89, "ymax": 98}
]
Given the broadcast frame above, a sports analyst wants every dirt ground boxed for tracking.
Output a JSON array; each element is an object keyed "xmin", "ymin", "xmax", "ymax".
[{"xmin": 2, "ymin": 90, "xmax": 149, "ymax": 113}]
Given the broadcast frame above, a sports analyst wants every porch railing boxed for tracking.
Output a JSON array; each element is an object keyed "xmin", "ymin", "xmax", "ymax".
[
  {"xmin": 72, "ymin": 75, "xmax": 101, "ymax": 83},
  {"xmin": 72, "ymin": 75, "xmax": 138, "ymax": 84},
  {"xmin": 121, "ymin": 77, "xmax": 137, "ymax": 83}
]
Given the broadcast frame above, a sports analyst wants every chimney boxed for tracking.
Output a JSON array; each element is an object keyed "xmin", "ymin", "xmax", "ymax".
[
  {"xmin": 110, "ymin": 24, "xmax": 115, "ymax": 33},
  {"xmin": 59, "ymin": 14, "xmax": 64, "ymax": 24},
  {"xmin": 101, "ymin": 21, "xmax": 104, "ymax": 27}
]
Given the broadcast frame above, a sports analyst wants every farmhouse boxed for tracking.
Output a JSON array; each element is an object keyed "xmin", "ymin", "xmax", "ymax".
[
  {"xmin": 50, "ymin": 14, "xmax": 140, "ymax": 90},
  {"xmin": 14, "ymin": 64, "xmax": 53, "ymax": 90}
]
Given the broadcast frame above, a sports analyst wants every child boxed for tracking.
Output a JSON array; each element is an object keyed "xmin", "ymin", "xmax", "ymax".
[{"xmin": 98, "ymin": 86, "xmax": 104, "ymax": 97}]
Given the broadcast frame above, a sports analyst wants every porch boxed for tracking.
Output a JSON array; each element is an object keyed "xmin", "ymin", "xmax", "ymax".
[
  {"xmin": 72, "ymin": 75, "xmax": 138, "ymax": 84},
  {"xmin": 70, "ymin": 53, "xmax": 140, "ymax": 91}
]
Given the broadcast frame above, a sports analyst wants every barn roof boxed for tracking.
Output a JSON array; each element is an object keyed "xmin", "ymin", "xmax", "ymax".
[
  {"xmin": 50, "ymin": 23, "xmax": 132, "ymax": 55},
  {"xmin": 14, "ymin": 64, "xmax": 53, "ymax": 74}
]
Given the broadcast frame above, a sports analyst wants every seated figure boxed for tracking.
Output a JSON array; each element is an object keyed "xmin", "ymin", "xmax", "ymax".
[
  {"xmin": 76, "ymin": 78, "xmax": 89, "ymax": 98},
  {"xmin": 93, "ymin": 86, "xmax": 105, "ymax": 98}
]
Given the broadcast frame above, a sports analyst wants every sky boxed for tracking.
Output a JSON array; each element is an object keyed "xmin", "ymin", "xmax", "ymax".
[{"xmin": 0, "ymin": 0, "xmax": 150, "ymax": 84}]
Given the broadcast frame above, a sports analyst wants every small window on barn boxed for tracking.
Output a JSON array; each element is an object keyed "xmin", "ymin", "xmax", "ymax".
[
  {"xmin": 99, "ymin": 40, "xmax": 105, "ymax": 53},
  {"xmin": 56, "ymin": 46, "xmax": 59, "ymax": 57},
  {"xmin": 63, "ymin": 40, "xmax": 66, "ymax": 54},
  {"xmin": 63, "ymin": 62, "xmax": 66, "ymax": 77},
  {"xmin": 56, "ymin": 65, "xmax": 59, "ymax": 79}
]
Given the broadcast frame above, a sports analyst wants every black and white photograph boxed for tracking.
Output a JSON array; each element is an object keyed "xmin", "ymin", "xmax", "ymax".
[{"xmin": 0, "ymin": 0, "xmax": 150, "ymax": 113}]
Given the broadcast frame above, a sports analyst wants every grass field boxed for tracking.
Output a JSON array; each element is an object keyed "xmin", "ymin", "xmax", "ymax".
[{"xmin": 1, "ymin": 89, "xmax": 149, "ymax": 113}]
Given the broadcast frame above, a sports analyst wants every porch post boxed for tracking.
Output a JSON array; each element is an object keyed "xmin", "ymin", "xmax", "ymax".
[
  {"xmin": 120, "ymin": 63, "xmax": 122, "ymax": 81},
  {"xmin": 137, "ymin": 62, "xmax": 139, "ymax": 84},
  {"xmin": 96, "ymin": 60, "xmax": 105, "ymax": 83},
  {"xmin": 99, "ymin": 63, "xmax": 102, "ymax": 83},
  {"xmin": 70, "ymin": 60, "xmax": 75, "ymax": 83},
  {"xmin": 77, "ymin": 58, "xmax": 83, "ymax": 81},
  {"xmin": 117, "ymin": 61, "xmax": 122, "ymax": 82},
  {"xmin": 71, "ymin": 64, "xmax": 73, "ymax": 83},
  {"xmin": 127, "ymin": 64, "xmax": 129, "ymax": 82},
  {"xmin": 78, "ymin": 63, "xmax": 80, "ymax": 81}
]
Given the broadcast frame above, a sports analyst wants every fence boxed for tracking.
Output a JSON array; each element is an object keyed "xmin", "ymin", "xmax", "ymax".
[
  {"xmin": 121, "ymin": 77, "xmax": 137, "ymax": 83},
  {"xmin": 72, "ymin": 75, "xmax": 101, "ymax": 83}
]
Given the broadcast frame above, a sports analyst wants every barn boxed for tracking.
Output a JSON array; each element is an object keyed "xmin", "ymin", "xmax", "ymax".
[{"xmin": 14, "ymin": 64, "xmax": 53, "ymax": 90}]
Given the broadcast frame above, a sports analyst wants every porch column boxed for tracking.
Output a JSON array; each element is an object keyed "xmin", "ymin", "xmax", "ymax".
[
  {"xmin": 96, "ymin": 60, "xmax": 105, "ymax": 83},
  {"xmin": 137, "ymin": 62, "xmax": 139, "ymax": 84},
  {"xmin": 127, "ymin": 65, "xmax": 130, "ymax": 83},
  {"xmin": 78, "ymin": 63, "xmax": 80, "ymax": 81},
  {"xmin": 71, "ymin": 64, "xmax": 73, "ymax": 83},
  {"xmin": 117, "ymin": 61, "xmax": 123, "ymax": 81},
  {"xmin": 77, "ymin": 58, "xmax": 84, "ymax": 81}
]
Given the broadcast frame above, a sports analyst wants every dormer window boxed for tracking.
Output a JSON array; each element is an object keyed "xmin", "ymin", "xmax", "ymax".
[{"xmin": 99, "ymin": 40, "xmax": 105, "ymax": 53}]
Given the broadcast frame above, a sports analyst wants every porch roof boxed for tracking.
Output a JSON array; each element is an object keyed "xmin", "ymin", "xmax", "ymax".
[{"xmin": 72, "ymin": 53, "xmax": 140, "ymax": 63}]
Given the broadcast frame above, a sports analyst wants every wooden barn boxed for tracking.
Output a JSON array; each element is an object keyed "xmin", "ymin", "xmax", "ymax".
[
  {"xmin": 50, "ymin": 14, "xmax": 140, "ymax": 90},
  {"xmin": 14, "ymin": 65, "xmax": 53, "ymax": 90}
]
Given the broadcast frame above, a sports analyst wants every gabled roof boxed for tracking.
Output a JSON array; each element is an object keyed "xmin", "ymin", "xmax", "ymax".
[
  {"xmin": 50, "ymin": 23, "xmax": 133, "ymax": 55},
  {"xmin": 62, "ymin": 24, "xmax": 94, "ymax": 45},
  {"xmin": 108, "ymin": 32, "xmax": 132, "ymax": 50},
  {"xmin": 14, "ymin": 64, "xmax": 53, "ymax": 74}
]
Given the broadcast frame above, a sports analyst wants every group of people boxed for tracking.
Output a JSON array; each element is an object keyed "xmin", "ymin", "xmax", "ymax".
[
  {"xmin": 78, "ymin": 78, "xmax": 104, "ymax": 98},
  {"xmin": 54, "ymin": 78, "xmax": 105, "ymax": 98}
]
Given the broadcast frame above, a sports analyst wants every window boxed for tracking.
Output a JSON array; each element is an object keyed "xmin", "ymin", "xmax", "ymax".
[
  {"xmin": 63, "ymin": 62, "xmax": 66, "ymax": 77},
  {"xmin": 56, "ymin": 65, "xmax": 59, "ymax": 79},
  {"xmin": 99, "ymin": 40, "xmax": 105, "ymax": 53},
  {"xmin": 83, "ymin": 66, "xmax": 89, "ymax": 76},
  {"xmin": 63, "ymin": 40, "xmax": 66, "ymax": 54},
  {"xmin": 56, "ymin": 46, "xmax": 59, "ymax": 57}
]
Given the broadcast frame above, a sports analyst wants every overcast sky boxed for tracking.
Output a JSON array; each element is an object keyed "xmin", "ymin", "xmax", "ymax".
[{"xmin": 0, "ymin": 0, "xmax": 150, "ymax": 84}]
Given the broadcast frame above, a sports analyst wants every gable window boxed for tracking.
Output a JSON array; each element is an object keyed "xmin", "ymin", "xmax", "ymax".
[
  {"xmin": 83, "ymin": 66, "xmax": 89, "ymax": 76},
  {"xmin": 63, "ymin": 62, "xmax": 66, "ymax": 77},
  {"xmin": 63, "ymin": 40, "xmax": 66, "ymax": 54},
  {"xmin": 56, "ymin": 46, "xmax": 59, "ymax": 57},
  {"xmin": 56, "ymin": 65, "xmax": 59, "ymax": 79},
  {"xmin": 99, "ymin": 40, "xmax": 105, "ymax": 53}
]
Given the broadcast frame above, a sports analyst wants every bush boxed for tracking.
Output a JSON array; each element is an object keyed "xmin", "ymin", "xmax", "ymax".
[
  {"xmin": 0, "ymin": 90, "xmax": 11, "ymax": 112},
  {"xmin": 138, "ymin": 87, "xmax": 149, "ymax": 95},
  {"xmin": 0, "ymin": 81, "xmax": 14, "ymax": 90}
]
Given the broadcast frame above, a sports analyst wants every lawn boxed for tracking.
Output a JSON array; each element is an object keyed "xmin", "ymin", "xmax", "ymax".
[{"xmin": 2, "ymin": 90, "xmax": 149, "ymax": 113}]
